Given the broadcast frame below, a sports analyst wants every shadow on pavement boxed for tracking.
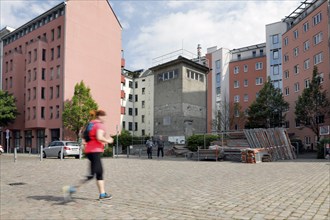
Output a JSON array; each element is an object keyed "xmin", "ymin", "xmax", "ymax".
[{"xmin": 27, "ymin": 195, "xmax": 92, "ymax": 206}]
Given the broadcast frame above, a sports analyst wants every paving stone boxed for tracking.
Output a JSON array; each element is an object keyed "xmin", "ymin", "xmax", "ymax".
[{"xmin": 0, "ymin": 154, "xmax": 329, "ymax": 219}]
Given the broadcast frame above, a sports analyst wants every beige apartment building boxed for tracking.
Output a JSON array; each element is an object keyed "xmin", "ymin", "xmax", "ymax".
[
  {"xmin": 1, "ymin": 0, "xmax": 122, "ymax": 153},
  {"xmin": 282, "ymin": 0, "xmax": 330, "ymax": 148}
]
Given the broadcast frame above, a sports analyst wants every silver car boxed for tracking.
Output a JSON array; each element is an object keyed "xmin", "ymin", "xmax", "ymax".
[{"xmin": 43, "ymin": 141, "xmax": 81, "ymax": 159}]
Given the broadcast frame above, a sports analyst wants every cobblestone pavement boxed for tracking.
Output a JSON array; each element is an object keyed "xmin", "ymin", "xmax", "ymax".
[{"xmin": 1, "ymin": 154, "xmax": 329, "ymax": 220}]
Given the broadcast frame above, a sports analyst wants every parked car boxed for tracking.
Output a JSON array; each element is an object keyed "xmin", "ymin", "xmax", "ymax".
[{"xmin": 43, "ymin": 141, "xmax": 81, "ymax": 159}]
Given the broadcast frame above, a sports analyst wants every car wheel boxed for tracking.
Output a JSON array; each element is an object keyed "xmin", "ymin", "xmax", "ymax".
[{"xmin": 43, "ymin": 151, "xmax": 47, "ymax": 158}]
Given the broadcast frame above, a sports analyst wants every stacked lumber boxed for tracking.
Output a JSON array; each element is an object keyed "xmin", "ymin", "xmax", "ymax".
[{"xmin": 241, "ymin": 148, "xmax": 269, "ymax": 163}]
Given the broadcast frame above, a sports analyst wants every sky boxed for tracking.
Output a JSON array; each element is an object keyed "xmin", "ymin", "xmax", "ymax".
[{"xmin": 1, "ymin": 0, "xmax": 302, "ymax": 70}]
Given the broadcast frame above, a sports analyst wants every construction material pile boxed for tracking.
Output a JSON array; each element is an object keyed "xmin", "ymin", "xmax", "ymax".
[{"xmin": 243, "ymin": 128, "xmax": 296, "ymax": 161}]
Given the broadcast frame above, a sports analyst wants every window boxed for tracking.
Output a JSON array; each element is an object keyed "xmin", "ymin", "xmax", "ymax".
[
  {"xmin": 50, "ymin": 68, "xmax": 54, "ymax": 80},
  {"xmin": 237, "ymin": 54, "xmax": 241, "ymax": 60},
  {"xmin": 284, "ymin": 70, "xmax": 289, "ymax": 79},
  {"xmin": 56, "ymin": 65, "xmax": 60, "ymax": 78},
  {"xmin": 216, "ymin": 86, "xmax": 221, "ymax": 95},
  {"xmin": 128, "ymin": 94, "xmax": 133, "ymax": 102},
  {"xmin": 128, "ymin": 122, "xmax": 133, "ymax": 131},
  {"xmin": 284, "ymin": 37, "xmax": 288, "ymax": 46},
  {"xmin": 57, "ymin": 26, "xmax": 61, "ymax": 39},
  {"xmin": 313, "ymin": 12, "xmax": 322, "ymax": 26},
  {"xmin": 305, "ymin": 136, "xmax": 311, "ymax": 145},
  {"xmin": 304, "ymin": 59, "xmax": 310, "ymax": 70},
  {"xmin": 41, "ymin": 87, "xmax": 45, "ymax": 99},
  {"xmin": 317, "ymin": 73, "xmax": 324, "ymax": 84},
  {"xmin": 234, "ymin": 95, "xmax": 240, "ymax": 103},
  {"xmin": 272, "ymin": 34, "xmax": 279, "ymax": 44},
  {"xmin": 57, "ymin": 45, "xmax": 61, "ymax": 58},
  {"xmin": 273, "ymin": 50, "xmax": 279, "ymax": 59},
  {"xmin": 49, "ymin": 106, "xmax": 53, "ymax": 119},
  {"xmin": 255, "ymin": 62, "xmax": 263, "ymax": 70},
  {"xmin": 128, "ymin": 81, "xmax": 133, "ymax": 88},
  {"xmin": 122, "ymin": 121, "xmax": 126, "ymax": 130},
  {"xmin": 142, "ymin": 88, "xmax": 145, "ymax": 94},
  {"xmin": 41, "ymin": 68, "xmax": 46, "ymax": 80},
  {"xmin": 305, "ymin": 79, "xmax": 310, "ymax": 88},
  {"xmin": 56, "ymin": 105, "xmax": 59, "ymax": 118},
  {"xmin": 304, "ymin": 41, "xmax": 310, "ymax": 51},
  {"xmin": 28, "ymin": 51, "xmax": 31, "ymax": 63},
  {"xmin": 50, "ymin": 87, "xmax": 53, "ymax": 99},
  {"xmin": 5, "ymin": 62, "xmax": 8, "ymax": 73},
  {"xmin": 56, "ymin": 85, "xmax": 60, "ymax": 98},
  {"xmin": 27, "ymin": 89, "xmax": 31, "ymax": 101},
  {"xmin": 313, "ymin": 32, "xmax": 323, "ymax": 45},
  {"xmin": 244, "ymin": 65, "xmax": 248, "ymax": 72},
  {"xmin": 293, "ymin": 30, "xmax": 298, "ymax": 39},
  {"xmin": 33, "ymin": 68, "xmax": 37, "ymax": 80},
  {"xmin": 252, "ymin": 51, "xmax": 256, "ymax": 57},
  {"xmin": 135, "ymin": 122, "xmax": 138, "ymax": 131},
  {"xmin": 215, "ymin": 60, "xmax": 221, "ymax": 70},
  {"xmin": 41, "ymin": 107, "xmax": 45, "ymax": 119},
  {"xmin": 135, "ymin": 95, "xmax": 138, "ymax": 102},
  {"xmin": 294, "ymin": 65, "xmax": 299, "ymax": 75},
  {"xmin": 244, "ymin": 79, "xmax": 248, "ymax": 87},
  {"xmin": 256, "ymin": 77, "xmax": 263, "ymax": 85},
  {"xmin": 234, "ymin": 66, "xmax": 239, "ymax": 74},
  {"xmin": 284, "ymin": 54, "xmax": 289, "ymax": 62},
  {"xmin": 293, "ymin": 47, "xmax": 299, "ymax": 57},
  {"xmin": 285, "ymin": 87, "xmax": 289, "ymax": 96},
  {"xmin": 27, "ymin": 108, "xmax": 30, "ymax": 120},
  {"xmin": 135, "ymin": 108, "xmax": 138, "ymax": 116},
  {"xmin": 142, "ymin": 101, "xmax": 145, "ymax": 108},
  {"xmin": 314, "ymin": 52, "xmax": 323, "ymax": 65},
  {"xmin": 294, "ymin": 82, "xmax": 300, "ymax": 92},
  {"xmin": 234, "ymin": 109, "xmax": 239, "ymax": 117},
  {"xmin": 142, "ymin": 115, "xmax": 145, "ymax": 123},
  {"xmin": 295, "ymin": 119, "xmax": 301, "ymax": 127},
  {"xmin": 303, "ymin": 22, "xmax": 309, "ymax": 32},
  {"xmin": 42, "ymin": 49, "xmax": 46, "ymax": 61},
  {"xmin": 273, "ymin": 65, "xmax": 279, "ymax": 75},
  {"xmin": 216, "ymin": 73, "xmax": 220, "ymax": 83},
  {"xmin": 244, "ymin": 94, "xmax": 248, "ymax": 102},
  {"xmin": 51, "ymin": 29, "xmax": 54, "ymax": 41},
  {"xmin": 234, "ymin": 81, "xmax": 239, "ymax": 88},
  {"xmin": 34, "ymin": 49, "xmax": 37, "ymax": 61},
  {"xmin": 128, "ymin": 108, "xmax": 133, "ymax": 116}
]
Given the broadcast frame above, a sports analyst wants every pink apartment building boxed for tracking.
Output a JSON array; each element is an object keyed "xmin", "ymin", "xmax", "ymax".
[
  {"xmin": 1, "ymin": 0, "xmax": 122, "ymax": 153},
  {"xmin": 282, "ymin": 0, "xmax": 330, "ymax": 148},
  {"xmin": 229, "ymin": 43, "xmax": 267, "ymax": 130}
]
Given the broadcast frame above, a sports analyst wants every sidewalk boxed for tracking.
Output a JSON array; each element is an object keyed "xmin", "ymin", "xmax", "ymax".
[{"xmin": 1, "ymin": 154, "xmax": 329, "ymax": 219}]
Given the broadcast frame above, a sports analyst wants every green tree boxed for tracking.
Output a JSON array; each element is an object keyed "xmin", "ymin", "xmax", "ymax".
[
  {"xmin": 0, "ymin": 91, "xmax": 19, "ymax": 127},
  {"xmin": 62, "ymin": 81, "xmax": 98, "ymax": 140},
  {"xmin": 295, "ymin": 66, "xmax": 330, "ymax": 141},
  {"xmin": 247, "ymin": 77, "xmax": 289, "ymax": 128}
]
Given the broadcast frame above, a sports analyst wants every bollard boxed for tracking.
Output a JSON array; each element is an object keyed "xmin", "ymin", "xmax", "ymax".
[
  {"xmin": 127, "ymin": 146, "xmax": 129, "ymax": 158},
  {"xmin": 139, "ymin": 148, "xmax": 142, "ymax": 157},
  {"xmin": 14, "ymin": 147, "xmax": 17, "ymax": 163},
  {"xmin": 79, "ymin": 146, "xmax": 82, "ymax": 160},
  {"xmin": 61, "ymin": 146, "xmax": 64, "ymax": 160},
  {"xmin": 40, "ymin": 145, "xmax": 43, "ymax": 161},
  {"xmin": 197, "ymin": 146, "xmax": 200, "ymax": 161}
]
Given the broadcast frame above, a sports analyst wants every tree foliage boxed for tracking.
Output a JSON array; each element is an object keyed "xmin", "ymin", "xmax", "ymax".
[
  {"xmin": 212, "ymin": 96, "xmax": 230, "ymax": 132},
  {"xmin": 0, "ymin": 91, "xmax": 19, "ymax": 127},
  {"xmin": 62, "ymin": 81, "xmax": 98, "ymax": 140},
  {"xmin": 295, "ymin": 66, "xmax": 330, "ymax": 141},
  {"xmin": 247, "ymin": 78, "xmax": 289, "ymax": 128}
]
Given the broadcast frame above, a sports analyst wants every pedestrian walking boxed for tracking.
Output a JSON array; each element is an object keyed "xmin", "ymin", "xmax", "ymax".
[
  {"xmin": 146, "ymin": 138, "xmax": 154, "ymax": 159},
  {"xmin": 63, "ymin": 109, "xmax": 113, "ymax": 201},
  {"xmin": 156, "ymin": 138, "xmax": 164, "ymax": 158}
]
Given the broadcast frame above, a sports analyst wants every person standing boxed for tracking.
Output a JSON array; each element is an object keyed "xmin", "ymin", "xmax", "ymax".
[
  {"xmin": 146, "ymin": 138, "xmax": 154, "ymax": 159},
  {"xmin": 157, "ymin": 138, "xmax": 164, "ymax": 158}
]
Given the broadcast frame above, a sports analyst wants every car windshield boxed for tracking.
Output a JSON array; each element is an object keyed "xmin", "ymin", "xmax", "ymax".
[{"xmin": 66, "ymin": 142, "xmax": 80, "ymax": 146}]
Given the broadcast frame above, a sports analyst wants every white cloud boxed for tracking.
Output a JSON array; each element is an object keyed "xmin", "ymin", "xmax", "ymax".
[
  {"xmin": 1, "ymin": 0, "xmax": 62, "ymax": 29},
  {"xmin": 123, "ymin": 1, "xmax": 301, "ymax": 69}
]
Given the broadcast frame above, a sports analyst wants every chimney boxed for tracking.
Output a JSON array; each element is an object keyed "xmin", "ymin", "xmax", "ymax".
[{"xmin": 197, "ymin": 44, "xmax": 201, "ymax": 61}]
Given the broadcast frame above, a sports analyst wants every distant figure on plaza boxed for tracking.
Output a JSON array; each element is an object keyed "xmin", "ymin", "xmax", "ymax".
[
  {"xmin": 156, "ymin": 138, "xmax": 164, "ymax": 158},
  {"xmin": 63, "ymin": 109, "xmax": 113, "ymax": 201},
  {"xmin": 146, "ymin": 138, "xmax": 154, "ymax": 159}
]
